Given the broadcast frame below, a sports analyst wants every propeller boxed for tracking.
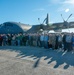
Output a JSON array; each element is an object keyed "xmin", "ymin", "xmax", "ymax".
[
  {"xmin": 66, "ymin": 14, "xmax": 72, "ymax": 21},
  {"xmin": 61, "ymin": 14, "xmax": 72, "ymax": 27},
  {"xmin": 38, "ymin": 18, "xmax": 41, "ymax": 24},
  {"xmin": 42, "ymin": 17, "xmax": 47, "ymax": 24},
  {"xmin": 61, "ymin": 14, "xmax": 65, "ymax": 22}
]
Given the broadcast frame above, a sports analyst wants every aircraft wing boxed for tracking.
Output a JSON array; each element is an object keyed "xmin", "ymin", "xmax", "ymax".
[
  {"xmin": 27, "ymin": 22, "xmax": 74, "ymax": 33},
  {"xmin": 27, "ymin": 24, "xmax": 42, "ymax": 33},
  {"xmin": 45, "ymin": 22, "xmax": 74, "ymax": 30}
]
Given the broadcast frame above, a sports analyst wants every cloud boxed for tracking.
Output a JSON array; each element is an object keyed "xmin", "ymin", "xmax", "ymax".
[
  {"xmin": 63, "ymin": 0, "xmax": 74, "ymax": 4},
  {"xmin": 65, "ymin": 8, "xmax": 69, "ymax": 12},
  {"xmin": 48, "ymin": 0, "xmax": 61, "ymax": 4},
  {"xmin": 57, "ymin": 0, "xmax": 74, "ymax": 13}
]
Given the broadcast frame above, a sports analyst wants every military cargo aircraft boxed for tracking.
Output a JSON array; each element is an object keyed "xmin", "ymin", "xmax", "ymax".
[{"xmin": 27, "ymin": 13, "xmax": 74, "ymax": 33}]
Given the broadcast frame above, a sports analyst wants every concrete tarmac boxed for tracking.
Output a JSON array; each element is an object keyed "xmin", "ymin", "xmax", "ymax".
[{"xmin": 0, "ymin": 46, "xmax": 74, "ymax": 75}]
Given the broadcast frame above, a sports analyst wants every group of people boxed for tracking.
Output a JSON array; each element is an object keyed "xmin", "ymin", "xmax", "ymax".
[{"xmin": 0, "ymin": 32, "xmax": 74, "ymax": 52}]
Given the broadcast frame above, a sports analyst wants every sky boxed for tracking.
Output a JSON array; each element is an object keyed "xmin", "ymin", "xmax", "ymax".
[{"xmin": 0, "ymin": 0, "xmax": 74, "ymax": 25}]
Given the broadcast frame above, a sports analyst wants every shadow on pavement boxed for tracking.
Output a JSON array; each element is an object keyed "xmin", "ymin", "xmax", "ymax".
[{"xmin": 0, "ymin": 46, "xmax": 74, "ymax": 69}]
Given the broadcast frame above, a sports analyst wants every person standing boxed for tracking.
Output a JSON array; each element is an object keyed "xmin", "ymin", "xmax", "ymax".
[{"xmin": 65, "ymin": 33, "xmax": 72, "ymax": 52}]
